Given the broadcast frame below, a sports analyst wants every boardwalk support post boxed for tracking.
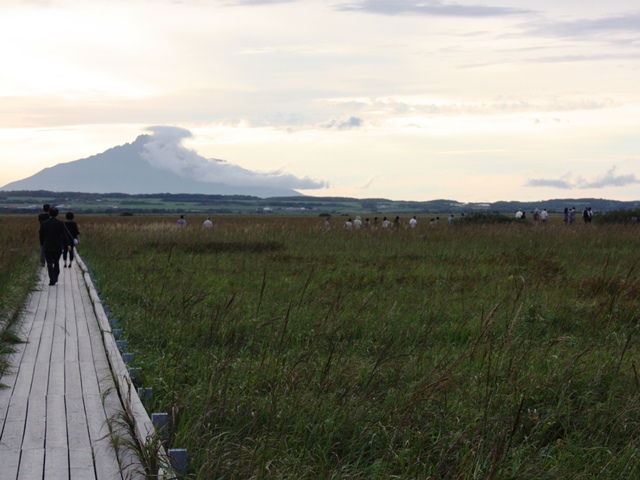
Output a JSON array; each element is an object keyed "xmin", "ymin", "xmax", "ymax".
[
  {"xmin": 138, "ymin": 387, "xmax": 153, "ymax": 404},
  {"xmin": 152, "ymin": 412, "xmax": 169, "ymax": 440},
  {"xmin": 169, "ymin": 448, "xmax": 188, "ymax": 475}
]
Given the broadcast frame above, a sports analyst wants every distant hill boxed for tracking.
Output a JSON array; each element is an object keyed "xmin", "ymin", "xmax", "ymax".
[
  {"xmin": 1, "ymin": 190, "xmax": 638, "ymax": 216},
  {"xmin": 0, "ymin": 135, "xmax": 303, "ymax": 198}
]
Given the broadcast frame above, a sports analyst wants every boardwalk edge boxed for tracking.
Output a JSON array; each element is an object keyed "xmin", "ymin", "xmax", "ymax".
[{"xmin": 75, "ymin": 254, "xmax": 173, "ymax": 478}]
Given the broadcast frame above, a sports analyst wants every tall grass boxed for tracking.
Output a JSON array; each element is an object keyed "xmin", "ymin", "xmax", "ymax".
[
  {"xmin": 79, "ymin": 215, "xmax": 640, "ymax": 479},
  {"xmin": 0, "ymin": 216, "xmax": 41, "ymax": 381}
]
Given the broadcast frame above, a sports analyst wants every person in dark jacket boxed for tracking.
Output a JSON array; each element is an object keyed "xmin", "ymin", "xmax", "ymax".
[
  {"xmin": 39, "ymin": 207, "xmax": 71, "ymax": 286},
  {"xmin": 62, "ymin": 211, "xmax": 80, "ymax": 268},
  {"xmin": 38, "ymin": 204, "xmax": 50, "ymax": 266}
]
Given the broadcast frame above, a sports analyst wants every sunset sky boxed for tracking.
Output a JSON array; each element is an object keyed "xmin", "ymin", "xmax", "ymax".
[{"xmin": 2, "ymin": 0, "xmax": 639, "ymax": 201}]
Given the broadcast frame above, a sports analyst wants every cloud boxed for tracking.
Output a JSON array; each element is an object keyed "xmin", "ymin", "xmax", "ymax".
[
  {"xmin": 361, "ymin": 174, "xmax": 384, "ymax": 189},
  {"xmin": 231, "ymin": 0, "xmax": 296, "ymax": 4},
  {"xmin": 526, "ymin": 167, "xmax": 640, "ymax": 190},
  {"xmin": 320, "ymin": 116, "xmax": 363, "ymax": 130},
  {"xmin": 337, "ymin": 0, "xmax": 532, "ymax": 17},
  {"xmin": 141, "ymin": 126, "xmax": 328, "ymax": 190},
  {"xmin": 525, "ymin": 14, "xmax": 640, "ymax": 40},
  {"xmin": 578, "ymin": 166, "xmax": 640, "ymax": 189},
  {"xmin": 526, "ymin": 178, "xmax": 572, "ymax": 189},
  {"xmin": 326, "ymin": 97, "xmax": 616, "ymax": 117}
]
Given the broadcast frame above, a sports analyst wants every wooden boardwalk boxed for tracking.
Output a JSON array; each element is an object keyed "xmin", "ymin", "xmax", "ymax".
[{"xmin": 0, "ymin": 259, "xmax": 144, "ymax": 479}]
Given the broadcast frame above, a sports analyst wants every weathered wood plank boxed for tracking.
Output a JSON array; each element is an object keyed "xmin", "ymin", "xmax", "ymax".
[
  {"xmin": 10, "ymin": 361, "xmax": 35, "ymax": 398},
  {"xmin": 30, "ymin": 352, "xmax": 51, "ymax": 398},
  {"xmin": 102, "ymin": 385, "xmax": 143, "ymax": 480},
  {"xmin": 66, "ymin": 394, "xmax": 91, "ymax": 450},
  {"xmin": 45, "ymin": 394, "xmax": 67, "ymax": 450},
  {"xmin": 0, "ymin": 395, "xmax": 29, "ymax": 448},
  {"xmin": 0, "ymin": 448, "xmax": 20, "ymax": 479},
  {"xmin": 21, "ymin": 394, "xmax": 46, "ymax": 450},
  {"xmin": 65, "ymin": 359, "xmax": 83, "ymax": 398},
  {"xmin": 17, "ymin": 447, "xmax": 45, "ymax": 479},
  {"xmin": 85, "ymin": 393, "xmax": 124, "ymax": 480},
  {"xmin": 44, "ymin": 446, "xmax": 70, "ymax": 479},
  {"xmin": 70, "ymin": 447, "xmax": 98, "ymax": 479},
  {"xmin": 48, "ymin": 359, "xmax": 66, "ymax": 397}
]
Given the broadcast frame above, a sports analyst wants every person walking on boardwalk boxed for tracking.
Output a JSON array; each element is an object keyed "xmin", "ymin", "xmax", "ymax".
[
  {"xmin": 38, "ymin": 203, "xmax": 50, "ymax": 267},
  {"xmin": 62, "ymin": 211, "xmax": 80, "ymax": 268},
  {"xmin": 39, "ymin": 207, "xmax": 71, "ymax": 286}
]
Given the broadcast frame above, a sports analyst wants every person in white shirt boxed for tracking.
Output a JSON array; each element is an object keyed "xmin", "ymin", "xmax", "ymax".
[
  {"xmin": 345, "ymin": 218, "xmax": 353, "ymax": 229},
  {"xmin": 540, "ymin": 209, "xmax": 548, "ymax": 223},
  {"xmin": 203, "ymin": 217, "xmax": 213, "ymax": 228},
  {"xmin": 382, "ymin": 217, "xmax": 391, "ymax": 228},
  {"xmin": 409, "ymin": 216, "xmax": 417, "ymax": 228},
  {"xmin": 353, "ymin": 216, "xmax": 363, "ymax": 229}
]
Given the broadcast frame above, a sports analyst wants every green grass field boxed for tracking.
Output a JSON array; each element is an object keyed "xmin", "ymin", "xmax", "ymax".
[
  {"xmin": 0, "ymin": 216, "xmax": 40, "ymax": 383},
  {"xmin": 3, "ymin": 214, "xmax": 640, "ymax": 478}
]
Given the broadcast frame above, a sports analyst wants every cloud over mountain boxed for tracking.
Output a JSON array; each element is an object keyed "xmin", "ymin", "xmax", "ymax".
[
  {"xmin": 142, "ymin": 126, "xmax": 327, "ymax": 190},
  {"xmin": 1, "ymin": 127, "xmax": 328, "ymax": 197}
]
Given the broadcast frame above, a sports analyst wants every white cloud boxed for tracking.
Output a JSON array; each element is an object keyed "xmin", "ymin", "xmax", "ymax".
[
  {"xmin": 526, "ymin": 166, "xmax": 640, "ymax": 190},
  {"xmin": 141, "ymin": 126, "xmax": 328, "ymax": 190},
  {"xmin": 337, "ymin": 0, "xmax": 533, "ymax": 17}
]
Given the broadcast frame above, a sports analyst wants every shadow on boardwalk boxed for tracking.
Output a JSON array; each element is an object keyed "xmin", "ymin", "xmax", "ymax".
[{"xmin": 0, "ymin": 257, "xmax": 145, "ymax": 479}]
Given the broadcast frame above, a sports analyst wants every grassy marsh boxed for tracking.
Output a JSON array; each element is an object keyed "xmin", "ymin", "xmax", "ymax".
[
  {"xmin": 0, "ymin": 216, "xmax": 41, "ymax": 382},
  {"xmin": 41, "ymin": 215, "xmax": 640, "ymax": 477}
]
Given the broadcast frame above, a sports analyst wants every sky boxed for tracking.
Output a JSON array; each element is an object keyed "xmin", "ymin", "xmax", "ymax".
[{"xmin": 1, "ymin": 0, "xmax": 639, "ymax": 202}]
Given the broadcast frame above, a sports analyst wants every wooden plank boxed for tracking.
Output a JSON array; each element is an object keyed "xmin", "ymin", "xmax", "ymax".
[
  {"xmin": 0, "ymin": 395, "xmax": 29, "ymax": 448},
  {"xmin": 65, "ymin": 359, "xmax": 82, "ymax": 397},
  {"xmin": 45, "ymin": 394, "xmax": 67, "ymax": 449},
  {"xmin": 44, "ymin": 446, "xmax": 70, "ymax": 479},
  {"xmin": 102, "ymin": 386, "xmax": 143, "ymax": 480},
  {"xmin": 17, "ymin": 447, "xmax": 45, "ymax": 479},
  {"xmin": 10, "ymin": 361, "xmax": 35, "ymax": 398},
  {"xmin": 30, "ymin": 352, "xmax": 51, "ymax": 398},
  {"xmin": 0, "ymin": 388, "xmax": 10, "ymax": 426},
  {"xmin": 66, "ymin": 394, "xmax": 91, "ymax": 450},
  {"xmin": 65, "ymin": 271, "xmax": 80, "ymax": 366},
  {"xmin": 0, "ymin": 448, "xmax": 20, "ymax": 479},
  {"xmin": 84, "ymin": 393, "xmax": 124, "ymax": 480},
  {"xmin": 70, "ymin": 447, "xmax": 97, "ymax": 479},
  {"xmin": 21, "ymin": 394, "xmax": 46, "ymax": 450},
  {"xmin": 47, "ymin": 360, "xmax": 66, "ymax": 397}
]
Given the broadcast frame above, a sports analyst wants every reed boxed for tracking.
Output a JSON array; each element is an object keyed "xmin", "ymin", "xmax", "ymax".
[
  {"xmin": 0, "ymin": 216, "xmax": 41, "ymax": 381},
  {"xmin": 71, "ymin": 215, "xmax": 640, "ymax": 478}
]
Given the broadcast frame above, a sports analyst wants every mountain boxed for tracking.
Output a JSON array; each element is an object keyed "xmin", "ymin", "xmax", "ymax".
[{"xmin": 1, "ymin": 135, "xmax": 303, "ymax": 198}]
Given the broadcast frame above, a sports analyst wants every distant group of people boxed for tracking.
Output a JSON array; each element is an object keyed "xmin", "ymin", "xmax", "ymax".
[
  {"xmin": 517, "ymin": 208, "xmax": 550, "ymax": 222},
  {"xmin": 339, "ymin": 214, "xmax": 463, "ymax": 230},
  {"xmin": 343, "ymin": 216, "xmax": 401, "ymax": 229},
  {"xmin": 38, "ymin": 204, "xmax": 80, "ymax": 286},
  {"xmin": 514, "ymin": 207, "xmax": 595, "ymax": 225},
  {"xmin": 177, "ymin": 215, "xmax": 214, "ymax": 228},
  {"xmin": 559, "ymin": 206, "xmax": 593, "ymax": 225}
]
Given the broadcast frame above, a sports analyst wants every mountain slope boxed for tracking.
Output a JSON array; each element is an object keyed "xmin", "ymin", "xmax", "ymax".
[{"xmin": 1, "ymin": 135, "xmax": 302, "ymax": 198}]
